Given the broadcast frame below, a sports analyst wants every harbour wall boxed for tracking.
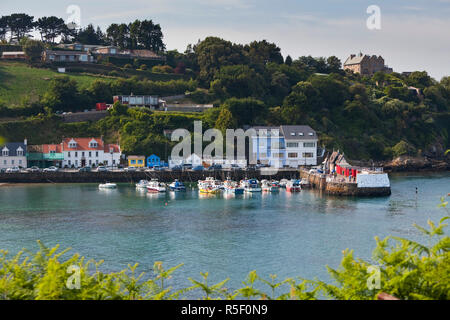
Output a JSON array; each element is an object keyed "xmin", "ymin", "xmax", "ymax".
[
  {"xmin": 300, "ymin": 170, "xmax": 391, "ymax": 197},
  {"xmin": 0, "ymin": 170, "xmax": 301, "ymax": 184}
]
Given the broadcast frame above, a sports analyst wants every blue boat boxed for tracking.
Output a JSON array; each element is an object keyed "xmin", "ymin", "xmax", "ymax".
[{"xmin": 169, "ymin": 179, "xmax": 186, "ymax": 192}]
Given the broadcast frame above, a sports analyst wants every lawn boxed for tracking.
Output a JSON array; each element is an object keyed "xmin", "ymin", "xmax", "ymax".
[{"xmin": 0, "ymin": 61, "xmax": 115, "ymax": 107}]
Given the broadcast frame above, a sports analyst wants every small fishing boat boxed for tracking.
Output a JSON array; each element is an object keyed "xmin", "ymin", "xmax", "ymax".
[
  {"xmin": 136, "ymin": 180, "xmax": 150, "ymax": 189},
  {"xmin": 99, "ymin": 182, "xmax": 117, "ymax": 189},
  {"xmin": 198, "ymin": 177, "xmax": 223, "ymax": 194},
  {"xmin": 146, "ymin": 179, "xmax": 167, "ymax": 193},
  {"xmin": 241, "ymin": 179, "xmax": 262, "ymax": 193},
  {"xmin": 169, "ymin": 179, "xmax": 186, "ymax": 192},
  {"xmin": 279, "ymin": 179, "xmax": 289, "ymax": 188},
  {"xmin": 286, "ymin": 180, "xmax": 301, "ymax": 192},
  {"xmin": 262, "ymin": 180, "xmax": 280, "ymax": 192},
  {"xmin": 223, "ymin": 179, "xmax": 244, "ymax": 194},
  {"xmin": 300, "ymin": 178, "xmax": 311, "ymax": 189}
]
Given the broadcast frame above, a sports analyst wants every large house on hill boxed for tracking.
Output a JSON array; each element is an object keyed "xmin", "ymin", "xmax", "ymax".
[{"xmin": 343, "ymin": 52, "xmax": 393, "ymax": 76}]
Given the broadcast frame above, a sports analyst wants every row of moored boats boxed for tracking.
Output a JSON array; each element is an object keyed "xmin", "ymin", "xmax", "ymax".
[{"xmin": 129, "ymin": 177, "xmax": 310, "ymax": 194}]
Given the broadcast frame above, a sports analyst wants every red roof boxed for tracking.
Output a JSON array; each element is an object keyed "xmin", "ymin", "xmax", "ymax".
[
  {"xmin": 42, "ymin": 144, "xmax": 62, "ymax": 153},
  {"xmin": 105, "ymin": 144, "xmax": 120, "ymax": 153},
  {"xmin": 62, "ymin": 138, "xmax": 105, "ymax": 151}
]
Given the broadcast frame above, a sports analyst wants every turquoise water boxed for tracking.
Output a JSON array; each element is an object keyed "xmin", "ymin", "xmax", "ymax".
[{"xmin": 0, "ymin": 173, "xmax": 449, "ymax": 292}]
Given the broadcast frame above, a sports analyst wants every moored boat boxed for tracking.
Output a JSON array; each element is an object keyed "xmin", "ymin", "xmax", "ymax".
[
  {"xmin": 198, "ymin": 177, "xmax": 222, "ymax": 194},
  {"xmin": 147, "ymin": 179, "xmax": 167, "ymax": 193},
  {"xmin": 279, "ymin": 179, "xmax": 289, "ymax": 188},
  {"xmin": 241, "ymin": 179, "xmax": 262, "ymax": 193},
  {"xmin": 99, "ymin": 182, "xmax": 117, "ymax": 189},
  {"xmin": 136, "ymin": 180, "xmax": 150, "ymax": 189},
  {"xmin": 286, "ymin": 179, "xmax": 301, "ymax": 192},
  {"xmin": 169, "ymin": 179, "xmax": 186, "ymax": 192},
  {"xmin": 224, "ymin": 179, "xmax": 244, "ymax": 194}
]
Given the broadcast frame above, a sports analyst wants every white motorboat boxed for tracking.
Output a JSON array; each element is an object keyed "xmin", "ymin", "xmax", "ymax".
[
  {"xmin": 241, "ymin": 179, "xmax": 262, "ymax": 193},
  {"xmin": 99, "ymin": 182, "xmax": 117, "ymax": 189},
  {"xmin": 146, "ymin": 179, "xmax": 167, "ymax": 193},
  {"xmin": 136, "ymin": 180, "xmax": 150, "ymax": 189}
]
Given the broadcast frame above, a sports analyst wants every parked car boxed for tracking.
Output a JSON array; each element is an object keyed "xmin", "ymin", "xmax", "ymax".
[
  {"xmin": 0, "ymin": 168, "xmax": 6, "ymax": 173},
  {"xmin": 192, "ymin": 165, "xmax": 204, "ymax": 172},
  {"xmin": 171, "ymin": 165, "xmax": 182, "ymax": 171},
  {"xmin": 78, "ymin": 166, "xmax": 91, "ymax": 172},
  {"xmin": 152, "ymin": 165, "xmax": 166, "ymax": 172},
  {"xmin": 26, "ymin": 166, "xmax": 41, "ymax": 173},
  {"xmin": 43, "ymin": 166, "xmax": 59, "ymax": 172},
  {"xmin": 230, "ymin": 164, "xmax": 241, "ymax": 170},
  {"xmin": 6, "ymin": 167, "xmax": 20, "ymax": 173},
  {"xmin": 124, "ymin": 167, "xmax": 137, "ymax": 172},
  {"xmin": 182, "ymin": 164, "xmax": 193, "ymax": 171},
  {"xmin": 96, "ymin": 166, "xmax": 109, "ymax": 172}
]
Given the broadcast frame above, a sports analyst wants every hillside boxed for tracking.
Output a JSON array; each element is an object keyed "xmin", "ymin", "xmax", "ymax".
[{"xmin": 0, "ymin": 61, "xmax": 184, "ymax": 107}]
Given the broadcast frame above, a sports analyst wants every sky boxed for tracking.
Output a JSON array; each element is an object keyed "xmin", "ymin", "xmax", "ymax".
[{"xmin": 1, "ymin": 0, "xmax": 449, "ymax": 80}]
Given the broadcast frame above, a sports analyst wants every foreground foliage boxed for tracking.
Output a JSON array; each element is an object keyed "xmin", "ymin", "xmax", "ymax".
[{"xmin": 0, "ymin": 200, "xmax": 449, "ymax": 300}]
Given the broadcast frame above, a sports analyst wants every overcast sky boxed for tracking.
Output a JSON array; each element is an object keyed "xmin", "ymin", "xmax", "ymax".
[{"xmin": 2, "ymin": 0, "xmax": 449, "ymax": 80}]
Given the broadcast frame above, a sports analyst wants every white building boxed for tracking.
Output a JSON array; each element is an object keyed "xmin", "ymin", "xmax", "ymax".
[
  {"xmin": 251, "ymin": 125, "xmax": 318, "ymax": 168},
  {"xmin": 0, "ymin": 140, "xmax": 28, "ymax": 169},
  {"xmin": 61, "ymin": 137, "xmax": 121, "ymax": 168}
]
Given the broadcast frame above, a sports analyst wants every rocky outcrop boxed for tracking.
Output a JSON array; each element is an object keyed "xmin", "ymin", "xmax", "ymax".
[{"xmin": 383, "ymin": 156, "xmax": 450, "ymax": 172}]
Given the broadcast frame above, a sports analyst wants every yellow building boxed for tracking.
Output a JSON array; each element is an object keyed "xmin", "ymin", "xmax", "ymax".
[{"xmin": 127, "ymin": 155, "xmax": 146, "ymax": 168}]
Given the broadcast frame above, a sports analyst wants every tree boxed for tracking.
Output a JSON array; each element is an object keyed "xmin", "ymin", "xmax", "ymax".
[
  {"xmin": 35, "ymin": 16, "xmax": 66, "ymax": 43},
  {"xmin": 211, "ymin": 65, "xmax": 266, "ymax": 99},
  {"xmin": 22, "ymin": 39, "xmax": 44, "ymax": 63},
  {"xmin": 407, "ymin": 71, "xmax": 433, "ymax": 89},
  {"xmin": 215, "ymin": 107, "xmax": 237, "ymax": 134},
  {"xmin": 222, "ymin": 97, "xmax": 266, "ymax": 127},
  {"xmin": 136, "ymin": 19, "xmax": 165, "ymax": 52},
  {"xmin": 285, "ymin": 55, "xmax": 293, "ymax": 66},
  {"xmin": 7, "ymin": 13, "xmax": 34, "ymax": 42},
  {"xmin": 0, "ymin": 16, "xmax": 9, "ymax": 41},
  {"xmin": 194, "ymin": 37, "xmax": 247, "ymax": 84},
  {"xmin": 326, "ymin": 56, "xmax": 342, "ymax": 73},
  {"xmin": 75, "ymin": 24, "xmax": 104, "ymax": 45},
  {"xmin": 244, "ymin": 40, "xmax": 283, "ymax": 66},
  {"xmin": 41, "ymin": 77, "xmax": 82, "ymax": 112}
]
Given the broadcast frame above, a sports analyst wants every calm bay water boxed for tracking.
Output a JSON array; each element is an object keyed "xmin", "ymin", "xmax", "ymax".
[{"xmin": 0, "ymin": 172, "xmax": 449, "ymax": 292}]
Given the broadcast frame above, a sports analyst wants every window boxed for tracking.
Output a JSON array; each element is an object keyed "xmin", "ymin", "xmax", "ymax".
[
  {"xmin": 104, "ymin": 160, "xmax": 108, "ymax": 165},
  {"xmin": 303, "ymin": 142, "xmax": 316, "ymax": 148},
  {"xmin": 19, "ymin": 160, "xmax": 22, "ymax": 165},
  {"xmin": 17, "ymin": 150, "xmax": 23, "ymax": 156},
  {"xmin": 89, "ymin": 152, "xmax": 92, "ymax": 157},
  {"xmin": 290, "ymin": 132, "xmax": 296, "ymax": 136},
  {"xmin": 96, "ymin": 152, "xmax": 99, "ymax": 157},
  {"xmin": 68, "ymin": 152, "xmax": 71, "ymax": 157},
  {"xmin": 288, "ymin": 153, "xmax": 298, "ymax": 158},
  {"xmin": 69, "ymin": 142, "xmax": 77, "ymax": 148},
  {"xmin": 75, "ymin": 152, "xmax": 78, "ymax": 157},
  {"xmin": 11, "ymin": 160, "xmax": 14, "ymax": 165},
  {"xmin": 287, "ymin": 142, "xmax": 298, "ymax": 148},
  {"xmin": 89, "ymin": 160, "xmax": 92, "ymax": 165},
  {"xmin": 2, "ymin": 149, "xmax": 8, "ymax": 157},
  {"xmin": 131, "ymin": 160, "xmax": 136, "ymax": 164},
  {"xmin": 82, "ymin": 152, "xmax": 85, "ymax": 157},
  {"xmin": 68, "ymin": 160, "xmax": 71, "ymax": 165},
  {"xmin": 113, "ymin": 160, "xmax": 116, "ymax": 164},
  {"xmin": 308, "ymin": 133, "xmax": 314, "ymax": 136},
  {"xmin": 138, "ymin": 160, "xmax": 143, "ymax": 164},
  {"xmin": 302, "ymin": 153, "xmax": 314, "ymax": 158},
  {"xmin": 299, "ymin": 133, "xmax": 304, "ymax": 136},
  {"xmin": 89, "ymin": 142, "xmax": 97, "ymax": 148},
  {"xmin": 3, "ymin": 160, "xmax": 6, "ymax": 165},
  {"xmin": 50, "ymin": 150, "xmax": 56, "ymax": 154}
]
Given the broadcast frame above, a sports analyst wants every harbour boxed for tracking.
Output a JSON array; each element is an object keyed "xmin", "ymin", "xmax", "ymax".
[{"xmin": 0, "ymin": 172, "xmax": 448, "ymax": 293}]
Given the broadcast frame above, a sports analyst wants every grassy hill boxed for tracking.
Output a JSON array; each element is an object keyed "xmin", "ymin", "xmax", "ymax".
[
  {"xmin": 0, "ymin": 61, "xmax": 116, "ymax": 107},
  {"xmin": 0, "ymin": 61, "xmax": 184, "ymax": 107}
]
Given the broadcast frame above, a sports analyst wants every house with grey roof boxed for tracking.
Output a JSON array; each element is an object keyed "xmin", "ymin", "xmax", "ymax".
[
  {"xmin": 343, "ymin": 52, "xmax": 392, "ymax": 76},
  {"xmin": 250, "ymin": 125, "xmax": 318, "ymax": 168},
  {"xmin": 1, "ymin": 140, "xmax": 28, "ymax": 169}
]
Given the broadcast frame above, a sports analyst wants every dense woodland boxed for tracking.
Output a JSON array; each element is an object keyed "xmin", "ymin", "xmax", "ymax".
[{"xmin": 0, "ymin": 13, "xmax": 449, "ymax": 161}]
